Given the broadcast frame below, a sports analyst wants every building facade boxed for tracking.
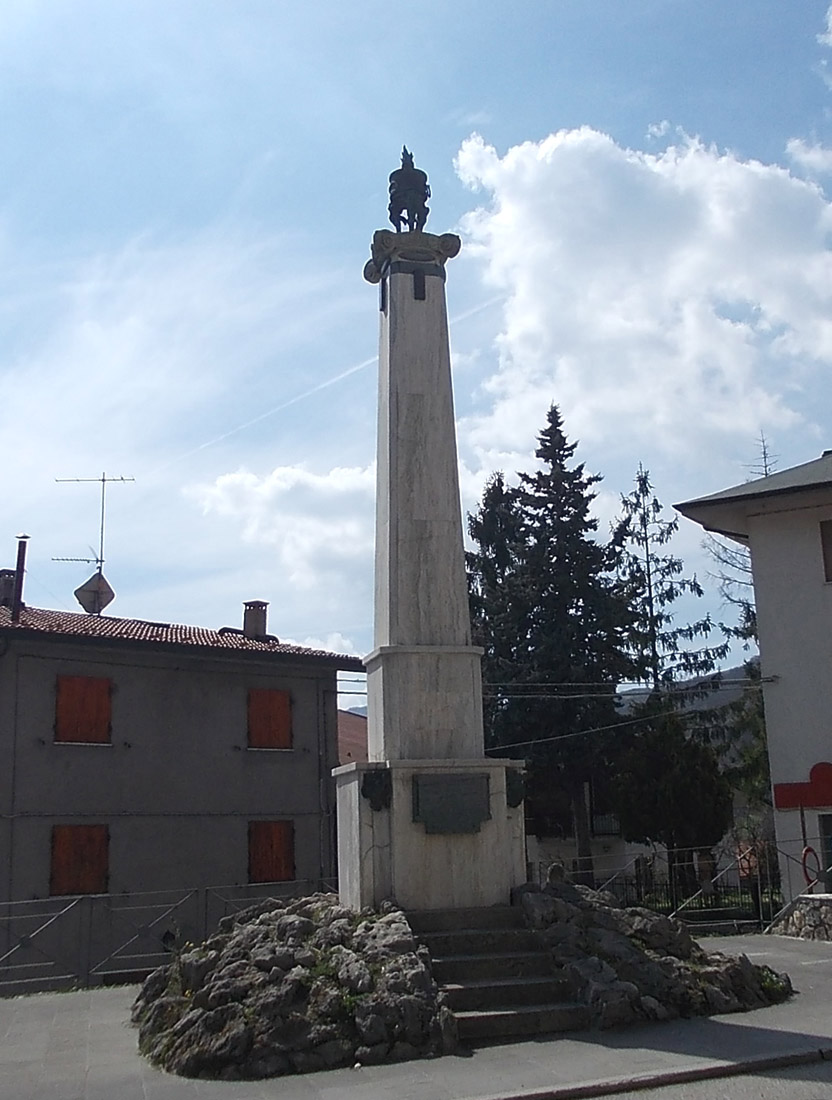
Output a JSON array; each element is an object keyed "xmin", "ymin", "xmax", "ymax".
[
  {"xmin": 677, "ymin": 450, "xmax": 832, "ymax": 898},
  {"xmin": 0, "ymin": 601, "xmax": 362, "ymax": 902}
]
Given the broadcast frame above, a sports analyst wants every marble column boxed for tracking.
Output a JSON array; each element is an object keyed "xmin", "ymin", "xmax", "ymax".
[
  {"xmin": 334, "ymin": 228, "xmax": 526, "ymax": 910},
  {"xmin": 363, "ymin": 229, "xmax": 484, "ymax": 762}
]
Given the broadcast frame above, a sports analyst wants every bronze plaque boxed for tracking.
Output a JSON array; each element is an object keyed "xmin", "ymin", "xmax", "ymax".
[{"xmin": 412, "ymin": 774, "xmax": 491, "ymax": 834}]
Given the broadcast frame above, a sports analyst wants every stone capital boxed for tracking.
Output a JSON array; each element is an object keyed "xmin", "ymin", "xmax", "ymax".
[{"xmin": 363, "ymin": 229, "xmax": 461, "ymax": 284}]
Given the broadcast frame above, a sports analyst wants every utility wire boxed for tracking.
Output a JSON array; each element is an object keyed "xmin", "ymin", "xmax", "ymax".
[{"xmin": 485, "ymin": 706, "xmax": 725, "ymax": 752}]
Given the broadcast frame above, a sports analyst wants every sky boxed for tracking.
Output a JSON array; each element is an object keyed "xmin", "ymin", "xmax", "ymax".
[{"xmin": 4, "ymin": 1, "xmax": 832, "ymax": 700}]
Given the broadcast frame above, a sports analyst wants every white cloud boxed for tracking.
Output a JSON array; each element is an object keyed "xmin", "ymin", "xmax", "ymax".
[
  {"xmin": 786, "ymin": 137, "xmax": 832, "ymax": 175},
  {"xmin": 187, "ymin": 464, "xmax": 375, "ymax": 590},
  {"xmin": 0, "ymin": 221, "xmax": 374, "ymax": 651},
  {"xmin": 0, "ymin": 226, "xmax": 359, "ymax": 488},
  {"xmin": 454, "ymin": 129, "xmax": 832, "ymax": 481},
  {"xmin": 290, "ymin": 632, "xmax": 361, "ymax": 657},
  {"xmin": 646, "ymin": 120, "xmax": 671, "ymax": 141},
  {"xmin": 818, "ymin": 5, "xmax": 832, "ymax": 47}
]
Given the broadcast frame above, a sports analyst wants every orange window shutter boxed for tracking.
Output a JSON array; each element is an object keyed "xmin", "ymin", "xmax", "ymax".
[
  {"xmin": 50, "ymin": 825, "xmax": 109, "ymax": 895},
  {"xmin": 248, "ymin": 820, "xmax": 295, "ymax": 883},
  {"xmin": 55, "ymin": 676, "xmax": 111, "ymax": 743},
  {"xmin": 247, "ymin": 689, "xmax": 292, "ymax": 748}
]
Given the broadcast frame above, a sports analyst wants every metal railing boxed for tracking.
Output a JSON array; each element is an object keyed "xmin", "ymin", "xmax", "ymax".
[
  {"xmin": 0, "ymin": 878, "xmax": 336, "ymax": 998},
  {"xmin": 535, "ymin": 840, "xmax": 786, "ymax": 931}
]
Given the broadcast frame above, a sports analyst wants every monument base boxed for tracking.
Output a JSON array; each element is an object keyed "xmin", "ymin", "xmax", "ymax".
[{"xmin": 334, "ymin": 759, "xmax": 526, "ymax": 911}]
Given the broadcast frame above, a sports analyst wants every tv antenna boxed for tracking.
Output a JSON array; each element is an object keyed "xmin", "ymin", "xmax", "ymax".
[{"xmin": 53, "ymin": 472, "xmax": 135, "ymax": 614}]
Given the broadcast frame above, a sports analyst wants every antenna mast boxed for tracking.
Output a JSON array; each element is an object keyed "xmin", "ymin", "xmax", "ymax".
[{"xmin": 53, "ymin": 472, "xmax": 135, "ymax": 614}]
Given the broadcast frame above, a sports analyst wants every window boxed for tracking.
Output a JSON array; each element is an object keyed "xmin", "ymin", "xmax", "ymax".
[
  {"xmin": 821, "ymin": 521, "xmax": 832, "ymax": 583},
  {"xmin": 247, "ymin": 688, "xmax": 292, "ymax": 749},
  {"xmin": 248, "ymin": 820, "xmax": 295, "ymax": 883},
  {"xmin": 590, "ymin": 776, "xmax": 621, "ymax": 837},
  {"xmin": 50, "ymin": 824, "xmax": 109, "ymax": 895},
  {"xmin": 55, "ymin": 676, "xmax": 112, "ymax": 743}
]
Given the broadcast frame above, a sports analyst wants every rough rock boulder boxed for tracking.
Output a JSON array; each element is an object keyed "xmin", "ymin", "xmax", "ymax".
[
  {"xmin": 132, "ymin": 893, "xmax": 457, "ymax": 1080},
  {"xmin": 521, "ymin": 880, "xmax": 792, "ymax": 1029}
]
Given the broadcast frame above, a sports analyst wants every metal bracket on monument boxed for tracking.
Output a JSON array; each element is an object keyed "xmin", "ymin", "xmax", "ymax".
[
  {"xmin": 361, "ymin": 768, "xmax": 392, "ymax": 812},
  {"xmin": 505, "ymin": 768, "xmax": 526, "ymax": 809},
  {"xmin": 412, "ymin": 774, "xmax": 491, "ymax": 834}
]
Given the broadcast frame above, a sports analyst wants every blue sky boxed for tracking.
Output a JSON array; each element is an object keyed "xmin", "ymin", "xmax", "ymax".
[{"xmin": 5, "ymin": 1, "xmax": 832, "ymax": 685}]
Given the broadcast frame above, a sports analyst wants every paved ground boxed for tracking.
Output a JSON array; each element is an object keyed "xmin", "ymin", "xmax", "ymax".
[
  {"xmin": 1, "ymin": 933, "xmax": 832, "ymax": 1100},
  {"xmin": 602, "ymin": 1060, "xmax": 832, "ymax": 1100}
]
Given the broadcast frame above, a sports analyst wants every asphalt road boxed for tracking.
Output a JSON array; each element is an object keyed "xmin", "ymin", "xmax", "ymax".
[
  {"xmin": 2, "ymin": 931, "xmax": 832, "ymax": 1100},
  {"xmin": 606, "ymin": 1058, "xmax": 832, "ymax": 1100}
]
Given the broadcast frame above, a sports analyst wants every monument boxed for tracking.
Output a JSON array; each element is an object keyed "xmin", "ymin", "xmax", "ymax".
[{"xmin": 334, "ymin": 150, "xmax": 526, "ymax": 910}]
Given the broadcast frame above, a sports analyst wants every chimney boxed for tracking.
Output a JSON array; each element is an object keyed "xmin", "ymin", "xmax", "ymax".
[
  {"xmin": 11, "ymin": 535, "xmax": 29, "ymax": 624},
  {"xmin": 0, "ymin": 569, "xmax": 14, "ymax": 607},
  {"xmin": 243, "ymin": 600, "xmax": 268, "ymax": 639}
]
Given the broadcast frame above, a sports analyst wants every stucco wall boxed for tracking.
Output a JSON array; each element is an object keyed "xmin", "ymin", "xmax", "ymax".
[
  {"xmin": 748, "ymin": 500, "xmax": 832, "ymax": 899},
  {"xmin": 749, "ymin": 501, "xmax": 832, "ymax": 788},
  {"xmin": 0, "ymin": 637, "xmax": 339, "ymax": 902}
]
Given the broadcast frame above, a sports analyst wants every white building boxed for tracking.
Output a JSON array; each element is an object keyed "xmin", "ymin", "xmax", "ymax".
[{"xmin": 676, "ymin": 450, "xmax": 832, "ymax": 900}]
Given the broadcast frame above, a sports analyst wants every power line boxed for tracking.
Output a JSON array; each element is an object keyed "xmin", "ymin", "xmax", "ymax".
[
  {"xmin": 330, "ymin": 679, "xmax": 770, "ymax": 701},
  {"xmin": 484, "ymin": 706, "xmax": 723, "ymax": 752}
]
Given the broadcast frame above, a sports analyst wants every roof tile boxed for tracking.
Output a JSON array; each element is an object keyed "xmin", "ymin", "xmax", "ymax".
[{"xmin": 0, "ymin": 605, "xmax": 363, "ymax": 668}]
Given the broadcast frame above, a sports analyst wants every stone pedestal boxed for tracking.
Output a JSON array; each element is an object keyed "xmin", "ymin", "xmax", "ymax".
[
  {"xmin": 335, "ymin": 760, "xmax": 526, "ymax": 910},
  {"xmin": 335, "ymin": 224, "xmax": 526, "ymax": 911},
  {"xmin": 365, "ymin": 645, "xmax": 484, "ymax": 760}
]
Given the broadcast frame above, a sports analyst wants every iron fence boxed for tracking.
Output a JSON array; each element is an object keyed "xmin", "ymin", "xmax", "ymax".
[
  {"xmin": 0, "ymin": 878, "xmax": 336, "ymax": 998},
  {"xmin": 535, "ymin": 840, "xmax": 787, "ymax": 931}
]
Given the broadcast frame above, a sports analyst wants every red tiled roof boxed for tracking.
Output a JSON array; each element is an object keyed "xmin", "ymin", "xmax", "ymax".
[{"xmin": 0, "ymin": 605, "xmax": 363, "ymax": 668}]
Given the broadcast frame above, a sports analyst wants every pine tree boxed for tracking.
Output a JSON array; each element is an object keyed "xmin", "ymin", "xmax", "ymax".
[
  {"xmin": 701, "ymin": 435, "xmax": 776, "ymax": 836},
  {"xmin": 467, "ymin": 406, "xmax": 636, "ymax": 884},
  {"xmin": 612, "ymin": 467, "xmax": 734, "ymax": 891},
  {"xmin": 618, "ymin": 464, "xmax": 730, "ymax": 689},
  {"xmin": 610, "ymin": 708, "xmax": 734, "ymax": 897}
]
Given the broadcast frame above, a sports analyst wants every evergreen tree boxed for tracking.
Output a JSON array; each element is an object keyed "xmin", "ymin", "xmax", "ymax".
[
  {"xmin": 467, "ymin": 406, "xmax": 636, "ymax": 884},
  {"xmin": 618, "ymin": 464, "xmax": 730, "ymax": 689},
  {"xmin": 608, "ymin": 467, "xmax": 737, "ymax": 894},
  {"xmin": 610, "ymin": 707, "xmax": 734, "ymax": 896},
  {"xmin": 700, "ymin": 436, "xmax": 776, "ymax": 836},
  {"xmin": 722, "ymin": 662, "xmax": 771, "ymax": 820}
]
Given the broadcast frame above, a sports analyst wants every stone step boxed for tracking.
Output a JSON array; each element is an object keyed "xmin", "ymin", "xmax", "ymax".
[
  {"xmin": 419, "ymin": 927, "xmax": 542, "ymax": 957},
  {"xmin": 454, "ymin": 1001, "xmax": 591, "ymax": 1042},
  {"xmin": 441, "ymin": 975, "xmax": 573, "ymax": 1012},
  {"xmin": 431, "ymin": 951, "xmax": 553, "ymax": 983},
  {"xmin": 406, "ymin": 906, "xmax": 523, "ymax": 934},
  {"xmin": 408, "ymin": 905, "xmax": 589, "ymax": 1044}
]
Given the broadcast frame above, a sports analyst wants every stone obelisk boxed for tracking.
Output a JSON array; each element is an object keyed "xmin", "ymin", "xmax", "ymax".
[{"xmin": 334, "ymin": 150, "xmax": 526, "ymax": 910}]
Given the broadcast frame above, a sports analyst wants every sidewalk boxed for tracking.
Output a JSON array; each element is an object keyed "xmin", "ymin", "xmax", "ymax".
[{"xmin": 2, "ymin": 933, "xmax": 832, "ymax": 1100}]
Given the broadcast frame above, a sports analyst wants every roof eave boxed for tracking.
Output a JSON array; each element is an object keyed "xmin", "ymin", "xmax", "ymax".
[
  {"xmin": 0, "ymin": 624, "xmax": 364, "ymax": 671},
  {"xmin": 674, "ymin": 497, "xmax": 753, "ymax": 540}
]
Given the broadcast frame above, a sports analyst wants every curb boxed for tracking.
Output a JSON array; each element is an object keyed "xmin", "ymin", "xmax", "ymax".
[{"xmin": 473, "ymin": 1046, "xmax": 832, "ymax": 1100}]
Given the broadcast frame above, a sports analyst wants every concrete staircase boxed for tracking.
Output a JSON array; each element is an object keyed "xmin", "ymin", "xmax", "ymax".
[{"xmin": 406, "ymin": 906, "xmax": 590, "ymax": 1043}]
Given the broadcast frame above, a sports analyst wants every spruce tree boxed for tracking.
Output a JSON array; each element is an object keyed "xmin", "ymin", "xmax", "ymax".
[
  {"xmin": 618, "ymin": 464, "xmax": 729, "ymax": 688},
  {"xmin": 610, "ymin": 711, "xmax": 733, "ymax": 897},
  {"xmin": 701, "ymin": 436, "xmax": 775, "ymax": 840},
  {"xmin": 613, "ymin": 466, "xmax": 733, "ymax": 892},
  {"xmin": 467, "ymin": 406, "xmax": 636, "ymax": 884}
]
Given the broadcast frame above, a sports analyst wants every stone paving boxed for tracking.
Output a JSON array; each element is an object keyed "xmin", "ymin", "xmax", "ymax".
[{"xmin": 2, "ymin": 934, "xmax": 832, "ymax": 1100}]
